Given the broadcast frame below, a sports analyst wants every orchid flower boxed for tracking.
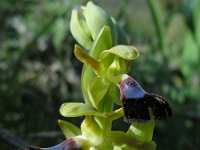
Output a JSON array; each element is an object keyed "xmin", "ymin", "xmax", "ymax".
[{"xmin": 20, "ymin": 1, "xmax": 171, "ymax": 150}]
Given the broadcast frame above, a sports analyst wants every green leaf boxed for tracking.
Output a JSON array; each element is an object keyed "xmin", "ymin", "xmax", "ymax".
[
  {"xmin": 183, "ymin": 31, "xmax": 199, "ymax": 63},
  {"xmin": 60, "ymin": 102, "xmax": 105, "ymax": 117},
  {"xmin": 195, "ymin": 15, "xmax": 200, "ymax": 46},
  {"xmin": 53, "ymin": 18, "xmax": 68, "ymax": 50},
  {"xmin": 58, "ymin": 120, "xmax": 81, "ymax": 139},
  {"xmin": 192, "ymin": 0, "xmax": 200, "ymax": 27},
  {"xmin": 101, "ymin": 45, "xmax": 140, "ymax": 60},
  {"xmin": 181, "ymin": 30, "xmax": 199, "ymax": 77},
  {"xmin": 87, "ymin": 77, "xmax": 110, "ymax": 109},
  {"xmin": 191, "ymin": 0, "xmax": 200, "ymax": 45}
]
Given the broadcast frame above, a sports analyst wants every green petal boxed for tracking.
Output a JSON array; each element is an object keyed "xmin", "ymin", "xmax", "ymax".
[
  {"xmin": 70, "ymin": 10, "xmax": 92, "ymax": 50},
  {"xmin": 106, "ymin": 56, "xmax": 128, "ymax": 83},
  {"xmin": 101, "ymin": 45, "xmax": 140, "ymax": 60},
  {"xmin": 74, "ymin": 45, "xmax": 102, "ymax": 74},
  {"xmin": 87, "ymin": 77, "xmax": 110, "ymax": 109},
  {"xmin": 58, "ymin": 119, "xmax": 81, "ymax": 139},
  {"xmin": 60, "ymin": 102, "xmax": 105, "ymax": 117},
  {"xmin": 99, "ymin": 45, "xmax": 139, "ymax": 83}
]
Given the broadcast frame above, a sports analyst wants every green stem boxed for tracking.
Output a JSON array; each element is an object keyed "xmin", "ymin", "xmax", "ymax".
[
  {"xmin": 148, "ymin": 0, "xmax": 166, "ymax": 53},
  {"xmin": 116, "ymin": 0, "xmax": 128, "ymax": 20}
]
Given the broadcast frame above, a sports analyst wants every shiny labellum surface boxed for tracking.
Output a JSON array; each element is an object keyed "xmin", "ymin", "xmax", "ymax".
[{"xmin": 119, "ymin": 76, "xmax": 172, "ymax": 123}]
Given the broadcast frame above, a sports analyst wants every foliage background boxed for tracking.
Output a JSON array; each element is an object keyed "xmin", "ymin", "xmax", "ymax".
[{"xmin": 0, "ymin": 0, "xmax": 200, "ymax": 149}]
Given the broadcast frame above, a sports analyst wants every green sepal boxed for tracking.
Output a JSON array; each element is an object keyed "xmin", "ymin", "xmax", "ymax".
[
  {"xmin": 109, "ymin": 84, "xmax": 121, "ymax": 105},
  {"xmin": 101, "ymin": 45, "xmax": 140, "ymax": 61},
  {"xmin": 58, "ymin": 119, "xmax": 81, "ymax": 139},
  {"xmin": 81, "ymin": 26, "xmax": 112, "ymax": 103},
  {"xmin": 73, "ymin": 136, "xmax": 91, "ymax": 150},
  {"xmin": 96, "ymin": 86, "xmax": 115, "ymax": 113},
  {"xmin": 60, "ymin": 103, "xmax": 106, "ymax": 118},
  {"xmin": 83, "ymin": 1, "xmax": 116, "ymax": 43},
  {"xmin": 91, "ymin": 26, "xmax": 112, "ymax": 59},
  {"xmin": 87, "ymin": 77, "xmax": 110, "ymax": 109},
  {"xmin": 127, "ymin": 119, "xmax": 155, "ymax": 142},
  {"xmin": 70, "ymin": 10, "xmax": 92, "ymax": 50},
  {"xmin": 108, "ymin": 131, "xmax": 156, "ymax": 150},
  {"xmin": 81, "ymin": 116, "xmax": 103, "ymax": 146}
]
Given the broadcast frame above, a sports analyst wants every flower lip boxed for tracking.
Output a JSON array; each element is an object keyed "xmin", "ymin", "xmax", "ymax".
[{"xmin": 118, "ymin": 75, "xmax": 172, "ymax": 123}]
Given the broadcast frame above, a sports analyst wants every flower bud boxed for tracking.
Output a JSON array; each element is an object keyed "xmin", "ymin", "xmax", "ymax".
[
  {"xmin": 70, "ymin": 1, "xmax": 118, "ymax": 50},
  {"xmin": 83, "ymin": 1, "xmax": 116, "ymax": 42},
  {"xmin": 70, "ymin": 9, "xmax": 93, "ymax": 50}
]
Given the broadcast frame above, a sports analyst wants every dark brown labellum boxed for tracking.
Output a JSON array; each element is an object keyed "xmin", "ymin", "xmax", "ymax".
[{"xmin": 118, "ymin": 76, "xmax": 172, "ymax": 123}]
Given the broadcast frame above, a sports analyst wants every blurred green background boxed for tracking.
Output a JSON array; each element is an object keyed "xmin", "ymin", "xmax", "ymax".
[{"xmin": 0, "ymin": 0, "xmax": 200, "ymax": 149}]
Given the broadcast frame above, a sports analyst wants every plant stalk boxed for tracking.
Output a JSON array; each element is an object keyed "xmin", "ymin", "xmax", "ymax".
[{"xmin": 148, "ymin": 0, "xmax": 166, "ymax": 53}]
